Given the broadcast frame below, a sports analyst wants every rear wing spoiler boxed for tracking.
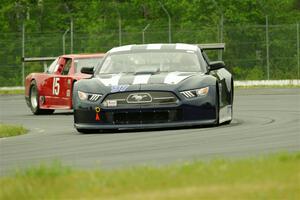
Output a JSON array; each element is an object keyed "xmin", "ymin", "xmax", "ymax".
[
  {"xmin": 22, "ymin": 57, "xmax": 57, "ymax": 71},
  {"xmin": 197, "ymin": 43, "xmax": 225, "ymax": 51},
  {"xmin": 22, "ymin": 57, "xmax": 57, "ymax": 62}
]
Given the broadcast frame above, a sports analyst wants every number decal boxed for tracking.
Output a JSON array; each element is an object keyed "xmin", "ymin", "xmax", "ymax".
[{"xmin": 53, "ymin": 77, "xmax": 60, "ymax": 95}]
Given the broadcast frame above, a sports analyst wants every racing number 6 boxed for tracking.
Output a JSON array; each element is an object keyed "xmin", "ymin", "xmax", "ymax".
[{"xmin": 53, "ymin": 77, "xmax": 60, "ymax": 95}]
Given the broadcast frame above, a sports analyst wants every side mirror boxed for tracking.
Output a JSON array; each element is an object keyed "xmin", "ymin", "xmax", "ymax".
[
  {"xmin": 81, "ymin": 67, "xmax": 94, "ymax": 74},
  {"xmin": 208, "ymin": 61, "xmax": 225, "ymax": 71}
]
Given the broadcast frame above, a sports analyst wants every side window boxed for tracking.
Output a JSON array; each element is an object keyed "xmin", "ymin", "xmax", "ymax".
[
  {"xmin": 47, "ymin": 58, "xmax": 59, "ymax": 74},
  {"xmin": 61, "ymin": 59, "xmax": 72, "ymax": 75},
  {"xmin": 202, "ymin": 51, "xmax": 210, "ymax": 64},
  {"xmin": 54, "ymin": 57, "xmax": 66, "ymax": 74}
]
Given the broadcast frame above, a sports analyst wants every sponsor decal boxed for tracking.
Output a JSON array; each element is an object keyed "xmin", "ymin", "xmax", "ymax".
[
  {"xmin": 67, "ymin": 79, "xmax": 71, "ymax": 86},
  {"xmin": 95, "ymin": 107, "xmax": 101, "ymax": 121},
  {"xmin": 66, "ymin": 89, "xmax": 70, "ymax": 97},
  {"xmin": 107, "ymin": 100, "xmax": 117, "ymax": 107},
  {"xmin": 111, "ymin": 85, "xmax": 129, "ymax": 93},
  {"xmin": 126, "ymin": 93, "xmax": 152, "ymax": 103},
  {"xmin": 40, "ymin": 96, "xmax": 45, "ymax": 104}
]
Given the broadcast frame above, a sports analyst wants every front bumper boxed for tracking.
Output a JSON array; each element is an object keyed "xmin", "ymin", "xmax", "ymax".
[{"xmin": 74, "ymin": 99, "xmax": 217, "ymax": 130}]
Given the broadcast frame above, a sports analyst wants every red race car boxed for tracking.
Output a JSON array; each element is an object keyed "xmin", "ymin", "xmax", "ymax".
[{"xmin": 25, "ymin": 53, "xmax": 105, "ymax": 114}]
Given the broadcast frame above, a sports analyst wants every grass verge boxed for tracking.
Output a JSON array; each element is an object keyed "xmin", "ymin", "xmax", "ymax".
[
  {"xmin": 0, "ymin": 152, "xmax": 299, "ymax": 200},
  {"xmin": 0, "ymin": 124, "xmax": 27, "ymax": 138},
  {"xmin": 0, "ymin": 89, "xmax": 24, "ymax": 95},
  {"xmin": 234, "ymin": 84, "xmax": 300, "ymax": 89}
]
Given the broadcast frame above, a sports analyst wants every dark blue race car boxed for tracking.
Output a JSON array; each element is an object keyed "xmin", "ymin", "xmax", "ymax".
[{"xmin": 73, "ymin": 43, "xmax": 233, "ymax": 133}]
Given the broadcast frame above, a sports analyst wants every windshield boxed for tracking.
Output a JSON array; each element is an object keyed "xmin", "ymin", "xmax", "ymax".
[
  {"xmin": 98, "ymin": 51, "xmax": 203, "ymax": 74},
  {"xmin": 46, "ymin": 58, "xmax": 59, "ymax": 73},
  {"xmin": 74, "ymin": 57, "xmax": 103, "ymax": 73}
]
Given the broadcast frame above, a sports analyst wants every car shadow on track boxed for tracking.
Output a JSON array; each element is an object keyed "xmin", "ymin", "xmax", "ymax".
[
  {"xmin": 52, "ymin": 111, "xmax": 73, "ymax": 116},
  {"xmin": 22, "ymin": 111, "xmax": 73, "ymax": 116},
  {"xmin": 77, "ymin": 124, "xmax": 221, "ymax": 135},
  {"xmin": 75, "ymin": 119, "xmax": 242, "ymax": 135}
]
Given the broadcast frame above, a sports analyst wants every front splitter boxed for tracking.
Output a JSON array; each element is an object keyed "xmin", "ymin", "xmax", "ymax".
[{"xmin": 74, "ymin": 119, "xmax": 216, "ymax": 130}]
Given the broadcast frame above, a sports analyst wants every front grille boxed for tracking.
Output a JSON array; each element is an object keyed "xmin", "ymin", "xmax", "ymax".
[
  {"xmin": 102, "ymin": 91, "xmax": 179, "ymax": 107},
  {"xmin": 112, "ymin": 109, "xmax": 183, "ymax": 124}
]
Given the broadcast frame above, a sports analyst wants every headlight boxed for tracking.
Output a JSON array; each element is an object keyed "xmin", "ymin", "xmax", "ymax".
[
  {"xmin": 180, "ymin": 86, "xmax": 209, "ymax": 98},
  {"xmin": 78, "ymin": 91, "xmax": 88, "ymax": 100},
  {"xmin": 77, "ymin": 91, "xmax": 102, "ymax": 101}
]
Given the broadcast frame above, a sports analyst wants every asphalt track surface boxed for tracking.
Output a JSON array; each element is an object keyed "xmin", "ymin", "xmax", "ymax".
[{"xmin": 1, "ymin": 88, "xmax": 300, "ymax": 175}]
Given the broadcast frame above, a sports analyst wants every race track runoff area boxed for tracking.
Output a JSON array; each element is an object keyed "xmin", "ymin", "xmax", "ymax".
[{"xmin": 0, "ymin": 88, "xmax": 299, "ymax": 175}]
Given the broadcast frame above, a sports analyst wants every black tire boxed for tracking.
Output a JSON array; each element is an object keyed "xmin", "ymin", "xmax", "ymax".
[
  {"xmin": 29, "ymin": 80, "xmax": 54, "ymax": 115},
  {"xmin": 223, "ymin": 80, "xmax": 234, "ymax": 125},
  {"xmin": 76, "ymin": 128, "xmax": 99, "ymax": 134},
  {"xmin": 230, "ymin": 79, "xmax": 234, "ymax": 104},
  {"xmin": 215, "ymin": 84, "xmax": 220, "ymax": 125},
  {"xmin": 223, "ymin": 119, "xmax": 231, "ymax": 125}
]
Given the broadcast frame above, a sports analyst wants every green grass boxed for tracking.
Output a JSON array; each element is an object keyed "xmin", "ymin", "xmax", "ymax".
[
  {"xmin": 0, "ymin": 124, "xmax": 27, "ymax": 138},
  {"xmin": 0, "ymin": 89, "xmax": 24, "ymax": 95},
  {"xmin": 1, "ymin": 152, "xmax": 299, "ymax": 200}
]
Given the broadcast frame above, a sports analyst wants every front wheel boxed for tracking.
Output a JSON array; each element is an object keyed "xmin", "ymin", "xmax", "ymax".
[
  {"xmin": 29, "ymin": 80, "xmax": 54, "ymax": 115},
  {"xmin": 223, "ymin": 81, "xmax": 234, "ymax": 125},
  {"xmin": 214, "ymin": 84, "xmax": 220, "ymax": 125}
]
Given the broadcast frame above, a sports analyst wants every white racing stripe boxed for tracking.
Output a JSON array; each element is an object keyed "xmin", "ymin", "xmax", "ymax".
[
  {"xmin": 164, "ymin": 72, "xmax": 193, "ymax": 84},
  {"xmin": 146, "ymin": 44, "xmax": 162, "ymax": 50},
  {"xmin": 98, "ymin": 74, "xmax": 121, "ymax": 86},
  {"xmin": 133, "ymin": 74, "xmax": 151, "ymax": 84},
  {"xmin": 98, "ymin": 72, "xmax": 194, "ymax": 86},
  {"xmin": 175, "ymin": 43, "xmax": 198, "ymax": 51},
  {"xmin": 109, "ymin": 45, "xmax": 133, "ymax": 53}
]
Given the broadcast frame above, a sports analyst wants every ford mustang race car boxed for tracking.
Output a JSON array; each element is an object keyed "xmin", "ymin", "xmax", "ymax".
[
  {"xmin": 25, "ymin": 53, "xmax": 105, "ymax": 114},
  {"xmin": 73, "ymin": 43, "xmax": 233, "ymax": 133}
]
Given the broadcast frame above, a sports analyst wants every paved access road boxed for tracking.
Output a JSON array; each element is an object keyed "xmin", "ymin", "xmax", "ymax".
[{"xmin": 1, "ymin": 88, "xmax": 299, "ymax": 175}]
